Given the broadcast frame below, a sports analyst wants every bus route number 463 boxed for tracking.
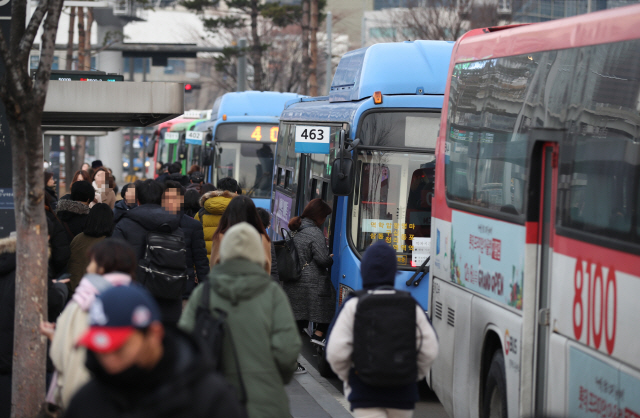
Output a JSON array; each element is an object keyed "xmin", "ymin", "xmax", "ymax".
[{"xmin": 295, "ymin": 126, "xmax": 331, "ymax": 143}]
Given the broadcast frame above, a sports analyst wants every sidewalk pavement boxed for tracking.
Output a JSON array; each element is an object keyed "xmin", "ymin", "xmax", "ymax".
[{"xmin": 286, "ymin": 356, "xmax": 353, "ymax": 418}]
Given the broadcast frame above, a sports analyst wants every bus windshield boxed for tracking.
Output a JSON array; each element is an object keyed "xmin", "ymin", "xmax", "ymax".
[
  {"xmin": 213, "ymin": 122, "xmax": 279, "ymax": 197},
  {"xmin": 350, "ymin": 151, "xmax": 435, "ymax": 268},
  {"xmin": 214, "ymin": 141, "xmax": 275, "ymax": 198}
]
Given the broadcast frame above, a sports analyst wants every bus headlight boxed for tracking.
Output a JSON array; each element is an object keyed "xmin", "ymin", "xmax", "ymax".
[{"xmin": 339, "ymin": 284, "xmax": 354, "ymax": 306}]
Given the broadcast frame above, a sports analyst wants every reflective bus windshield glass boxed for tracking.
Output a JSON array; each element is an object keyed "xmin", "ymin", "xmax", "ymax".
[
  {"xmin": 351, "ymin": 151, "xmax": 435, "ymax": 268},
  {"xmin": 213, "ymin": 123, "xmax": 278, "ymax": 198},
  {"xmin": 359, "ymin": 111, "xmax": 440, "ymax": 148}
]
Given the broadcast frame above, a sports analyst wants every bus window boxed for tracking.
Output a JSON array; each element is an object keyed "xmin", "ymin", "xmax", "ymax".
[
  {"xmin": 560, "ymin": 134, "xmax": 640, "ymax": 243},
  {"xmin": 350, "ymin": 151, "xmax": 435, "ymax": 266},
  {"xmin": 214, "ymin": 142, "xmax": 275, "ymax": 198},
  {"xmin": 359, "ymin": 111, "xmax": 440, "ymax": 148}
]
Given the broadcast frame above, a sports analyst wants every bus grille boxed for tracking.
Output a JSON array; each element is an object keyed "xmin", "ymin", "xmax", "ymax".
[
  {"xmin": 447, "ymin": 307, "xmax": 455, "ymax": 327},
  {"xmin": 434, "ymin": 301, "xmax": 443, "ymax": 320}
]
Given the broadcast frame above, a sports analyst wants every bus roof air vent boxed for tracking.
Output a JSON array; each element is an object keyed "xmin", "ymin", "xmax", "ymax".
[{"xmin": 329, "ymin": 40, "xmax": 454, "ymax": 103}]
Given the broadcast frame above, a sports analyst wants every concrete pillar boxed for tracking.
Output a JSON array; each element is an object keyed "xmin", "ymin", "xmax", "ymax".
[{"xmin": 96, "ymin": 24, "xmax": 125, "ymax": 183}]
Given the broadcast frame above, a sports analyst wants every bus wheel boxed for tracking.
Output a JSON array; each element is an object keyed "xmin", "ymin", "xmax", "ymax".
[
  {"xmin": 316, "ymin": 346, "xmax": 335, "ymax": 378},
  {"xmin": 482, "ymin": 351, "xmax": 507, "ymax": 418}
]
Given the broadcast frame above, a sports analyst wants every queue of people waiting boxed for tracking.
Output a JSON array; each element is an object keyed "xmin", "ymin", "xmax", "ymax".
[{"xmin": 0, "ymin": 160, "xmax": 439, "ymax": 418}]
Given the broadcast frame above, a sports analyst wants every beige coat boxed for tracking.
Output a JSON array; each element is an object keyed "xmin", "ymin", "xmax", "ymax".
[
  {"xmin": 210, "ymin": 232, "xmax": 272, "ymax": 274},
  {"xmin": 48, "ymin": 302, "xmax": 91, "ymax": 409}
]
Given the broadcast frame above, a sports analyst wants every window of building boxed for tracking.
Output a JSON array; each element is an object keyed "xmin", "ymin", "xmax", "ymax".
[
  {"xmin": 164, "ymin": 59, "xmax": 186, "ymax": 75},
  {"xmin": 369, "ymin": 27, "xmax": 396, "ymax": 39}
]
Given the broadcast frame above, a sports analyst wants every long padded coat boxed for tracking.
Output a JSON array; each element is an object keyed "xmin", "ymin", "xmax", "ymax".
[{"xmin": 282, "ymin": 217, "xmax": 335, "ymax": 324}]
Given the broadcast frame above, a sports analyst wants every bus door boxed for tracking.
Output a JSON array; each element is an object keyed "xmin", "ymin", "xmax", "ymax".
[
  {"xmin": 298, "ymin": 152, "xmax": 334, "ymax": 245},
  {"xmin": 533, "ymin": 140, "xmax": 560, "ymax": 415}
]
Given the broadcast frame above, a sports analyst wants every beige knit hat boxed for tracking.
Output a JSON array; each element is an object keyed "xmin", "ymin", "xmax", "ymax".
[{"xmin": 219, "ymin": 222, "xmax": 265, "ymax": 267}]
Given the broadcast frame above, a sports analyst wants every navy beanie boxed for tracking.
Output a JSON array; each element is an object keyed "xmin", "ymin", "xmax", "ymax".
[{"xmin": 360, "ymin": 241, "xmax": 397, "ymax": 290}]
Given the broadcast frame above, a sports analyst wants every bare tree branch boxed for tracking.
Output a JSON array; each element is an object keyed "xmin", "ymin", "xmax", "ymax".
[
  {"xmin": 18, "ymin": 0, "xmax": 51, "ymax": 62},
  {"xmin": 34, "ymin": 0, "xmax": 65, "ymax": 106}
]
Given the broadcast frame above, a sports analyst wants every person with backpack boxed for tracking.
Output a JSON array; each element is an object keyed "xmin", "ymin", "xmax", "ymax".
[
  {"xmin": 65, "ymin": 284, "xmax": 244, "ymax": 418},
  {"xmin": 325, "ymin": 241, "xmax": 439, "ymax": 418},
  {"xmin": 179, "ymin": 222, "xmax": 301, "ymax": 418},
  {"xmin": 162, "ymin": 181, "xmax": 209, "ymax": 302},
  {"xmin": 112, "ymin": 180, "xmax": 187, "ymax": 325},
  {"xmin": 195, "ymin": 177, "xmax": 237, "ymax": 261}
]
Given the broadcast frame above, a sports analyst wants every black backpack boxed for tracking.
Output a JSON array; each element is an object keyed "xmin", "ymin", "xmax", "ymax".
[
  {"xmin": 272, "ymin": 227, "xmax": 309, "ymax": 283},
  {"xmin": 193, "ymin": 280, "xmax": 248, "ymax": 415},
  {"xmin": 138, "ymin": 224, "xmax": 188, "ymax": 299},
  {"xmin": 352, "ymin": 287, "xmax": 418, "ymax": 387}
]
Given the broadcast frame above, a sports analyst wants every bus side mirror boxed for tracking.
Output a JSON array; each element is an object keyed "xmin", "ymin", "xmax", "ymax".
[
  {"xmin": 146, "ymin": 138, "xmax": 156, "ymax": 158},
  {"xmin": 202, "ymin": 146, "xmax": 214, "ymax": 166},
  {"xmin": 178, "ymin": 144, "xmax": 187, "ymax": 160},
  {"xmin": 331, "ymin": 153, "xmax": 355, "ymax": 196},
  {"xmin": 331, "ymin": 131, "xmax": 359, "ymax": 196}
]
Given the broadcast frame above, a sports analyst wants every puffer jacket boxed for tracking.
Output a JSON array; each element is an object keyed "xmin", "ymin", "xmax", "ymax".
[
  {"xmin": 179, "ymin": 260, "xmax": 300, "ymax": 418},
  {"xmin": 194, "ymin": 191, "xmax": 236, "ymax": 260}
]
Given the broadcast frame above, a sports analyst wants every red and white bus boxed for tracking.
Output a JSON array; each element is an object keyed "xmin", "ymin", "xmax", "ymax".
[{"xmin": 429, "ymin": 5, "xmax": 640, "ymax": 418}]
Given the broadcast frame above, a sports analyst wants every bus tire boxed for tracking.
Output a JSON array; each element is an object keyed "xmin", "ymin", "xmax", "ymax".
[
  {"xmin": 482, "ymin": 350, "xmax": 507, "ymax": 418},
  {"xmin": 316, "ymin": 347, "xmax": 334, "ymax": 378}
]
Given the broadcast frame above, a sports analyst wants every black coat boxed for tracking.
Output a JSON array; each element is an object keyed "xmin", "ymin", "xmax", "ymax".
[
  {"xmin": 55, "ymin": 199, "xmax": 90, "ymax": 239},
  {"xmin": 0, "ymin": 237, "xmax": 67, "ymax": 376},
  {"xmin": 113, "ymin": 199, "xmax": 136, "ymax": 224},
  {"xmin": 178, "ymin": 214, "xmax": 209, "ymax": 298},
  {"xmin": 46, "ymin": 210, "xmax": 71, "ymax": 280},
  {"xmin": 45, "ymin": 186, "xmax": 58, "ymax": 211},
  {"xmin": 155, "ymin": 173, "xmax": 169, "ymax": 184},
  {"xmin": 64, "ymin": 328, "xmax": 244, "ymax": 418},
  {"xmin": 112, "ymin": 205, "xmax": 185, "ymax": 324}
]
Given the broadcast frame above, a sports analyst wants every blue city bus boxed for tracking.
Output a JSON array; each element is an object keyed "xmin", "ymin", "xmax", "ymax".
[
  {"xmin": 271, "ymin": 41, "xmax": 453, "ymax": 371},
  {"xmin": 193, "ymin": 91, "xmax": 304, "ymax": 210}
]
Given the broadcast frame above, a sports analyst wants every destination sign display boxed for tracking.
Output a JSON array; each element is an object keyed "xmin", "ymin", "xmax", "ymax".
[
  {"xmin": 164, "ymin": 132, "xmax": 180, "ymax": 141},
  {"xmin": 186, "ymin": 131, "xmax": 204, "ymax": 141},
  {"xmin": 215, "ymin": 123, "xmax": 279, "ymax": 143}
]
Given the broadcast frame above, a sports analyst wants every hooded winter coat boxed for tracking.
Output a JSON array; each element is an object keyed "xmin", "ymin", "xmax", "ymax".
[
  {"xmin": 64, "ymin": 328, "xmax": 244, "ymax": 418},
  {"xmin": 112, "ymin": 204, "xmax": 185, "ymax": 324},
  {"xmin": 179, "ymin": 255, "xmax": 300, "ymax": 417},
  {"xmin": 194, "ymin": 190, "xmax": 236, "ymax": 259},
  {"xmin": 209, "ymin": 232, "xmax": 272, "ymax": 274},
  {"xmin": 55, "ymin": 199, "xmax": 90, "ymax": 239}
]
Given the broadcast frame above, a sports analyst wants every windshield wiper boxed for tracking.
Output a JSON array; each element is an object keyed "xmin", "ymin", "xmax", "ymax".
[{"xmin": 406, "ymin": 256, "xmax": 430, "ymax": 287}]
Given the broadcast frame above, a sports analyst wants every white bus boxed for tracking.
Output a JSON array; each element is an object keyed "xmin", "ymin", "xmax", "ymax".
[{"xmin": 429, "ymin": 5, "xmax": 640, "ymax": 418}]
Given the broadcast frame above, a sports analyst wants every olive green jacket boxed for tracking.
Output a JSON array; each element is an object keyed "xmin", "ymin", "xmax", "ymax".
[{"xmin": 179, "ymin": 259, "xmax": 301, "ymax": 418}]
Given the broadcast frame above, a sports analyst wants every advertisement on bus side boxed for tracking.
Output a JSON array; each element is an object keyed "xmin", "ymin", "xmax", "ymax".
[
  {"xmin": 273, "ymin": 191, "xmax": 293, "ymax": 236},
  {"xmin": 568, "ymin": 346, "xmax": 640, "ymax": 418},
  {"xmin": 449, "ymin": 211, "xmax": 525, "ymax": 310}
]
